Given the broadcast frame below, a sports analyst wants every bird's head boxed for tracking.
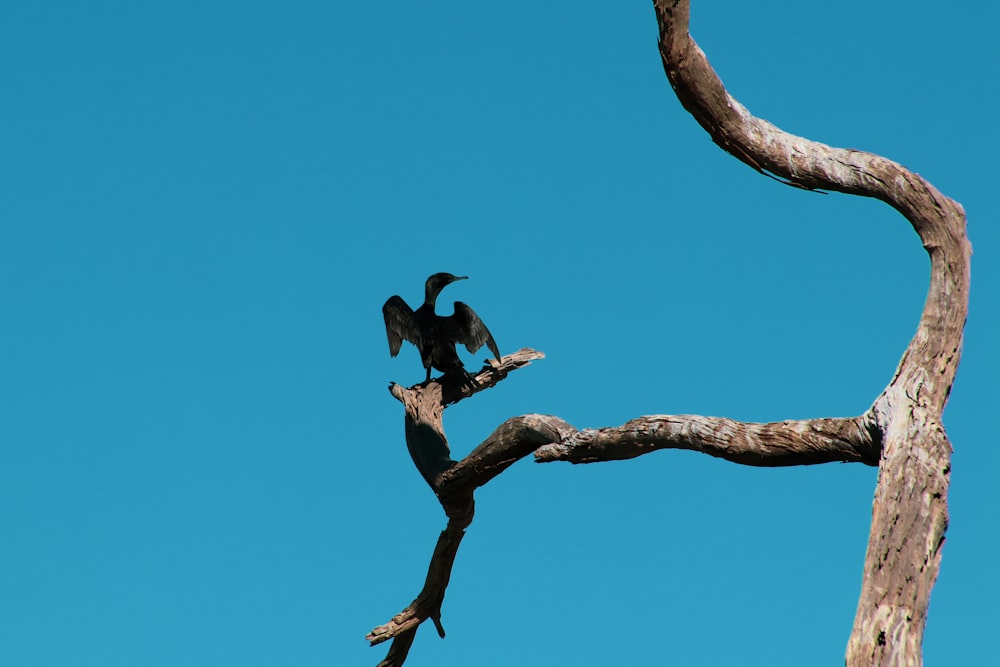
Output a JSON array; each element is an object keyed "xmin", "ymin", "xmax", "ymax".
[{"xmin": 425, "ymin": 272, "xmax": 468, "ymax": 301}]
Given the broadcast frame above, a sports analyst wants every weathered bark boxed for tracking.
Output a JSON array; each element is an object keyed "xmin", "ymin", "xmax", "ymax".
[
  {"xmin": 582, "ymin": 2, "xmax": 965, "ymax": 664},
  {"xmin": 535, "ymin": 414, "xmax": 881, "ymax": 467},
  {"xmin": 368, "ymin": 349, "xmax": 575, "ymax": 666},
  {"xmin": 368, "ymin": 3, "xmax": 968, "ymax": 665}
]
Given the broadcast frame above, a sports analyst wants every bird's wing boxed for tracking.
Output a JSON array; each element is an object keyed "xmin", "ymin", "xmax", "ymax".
[
  {"xmin": 447, "ymin": 301, "xmax": 501, "ymax": 361},
  {"xmin": 382, "ymin": 296, "xmax": 420, "ymax": 356}
]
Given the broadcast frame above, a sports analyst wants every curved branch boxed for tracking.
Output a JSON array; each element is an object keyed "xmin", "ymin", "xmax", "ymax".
[
  {"xmin": 652, "ymin": 2, "xmax": 969, "ymax": 664},
  {"xmin": 652, "ymin": 0, "xmax": 969, "ymax": 396},
  {"xmin": 535, "ymin": 414, "xmax": 879, "ymax": 467},
  {"xmin": 439, "ymin": 414, "xmax": 576, "ymax": 492},
  {"xmin": 369, "ymin": 350, "xmax": 572, "ymax": 666},
  {"xmin": 387, "ymin": 348, "xmax": 546, "ymax": 488}
]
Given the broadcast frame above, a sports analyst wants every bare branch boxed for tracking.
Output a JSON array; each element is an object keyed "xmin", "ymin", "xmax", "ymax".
[
  {"xmin": 367, "ymin": 521, "xmax": 470, "ymax": 649},
  {"xmin": 386, "ymin": 347, "xmax": 545, "ymax": 409},
  {"xmin": 370, "ymin": 4, "xmax": 970, "ymax": 665},
  {"xmin": 452, "ymin": 347, "xmax": 546, "ymax": 402},
  {"xmin": 652, "ymin": 2, "xmax": 969, "ymax": 664},
  {"xmin": 651, "ymin": 0, "xmax": 969, "ymax": 391},
  {"xmin": 369, "ymin": 349, "xmax": 557, "ymax": 665},
  {"xmin": 438, "ymin": 414, "xmax": 576, "ymax": 492},
  {"xmin": 386, "ymin": 348, "xmax": 545, "ymax": 488},
  {"xmin": 535, "ymin": 414, "xmax": 879, "ymax": 467}
]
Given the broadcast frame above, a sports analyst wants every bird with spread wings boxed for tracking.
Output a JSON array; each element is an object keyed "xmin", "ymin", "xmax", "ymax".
[{"xmin": 382, "ymin": 272, "xmax": 501, "ymax": 385}]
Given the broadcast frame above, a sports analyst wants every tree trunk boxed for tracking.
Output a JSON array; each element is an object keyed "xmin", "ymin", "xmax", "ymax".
[{"xmin": 649, "ymin": 2, "xmax": 969, "ymax": 663}]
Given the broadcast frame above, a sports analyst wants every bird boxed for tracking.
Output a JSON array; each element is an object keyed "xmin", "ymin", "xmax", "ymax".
[{"xmin": 382, "ymin": 272, "xmax": 501, "ymax": 385}]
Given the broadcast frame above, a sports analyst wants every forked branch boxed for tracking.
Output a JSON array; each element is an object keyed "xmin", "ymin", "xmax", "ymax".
[
  {"xmin": 371, "ymin": 355, "xmax": 890, "ymax": 667},
  {"xmin": 369, "ymin": 349, "xmax": 573, "ymax": 666}
]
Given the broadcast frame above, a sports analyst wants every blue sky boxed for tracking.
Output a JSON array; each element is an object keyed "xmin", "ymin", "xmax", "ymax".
[{"xmin": 1, "ymin": 2, "xmax": 997, "ymax": 665}]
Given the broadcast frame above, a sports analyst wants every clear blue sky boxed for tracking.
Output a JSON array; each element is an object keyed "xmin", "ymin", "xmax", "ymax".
[{"xmin": 2, "ymin": 2, "xmax": 997, "ymax": 665}]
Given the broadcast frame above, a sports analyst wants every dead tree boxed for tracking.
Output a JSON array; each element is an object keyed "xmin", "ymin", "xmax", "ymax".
[{"xmin": 367, "ymin": 1, "xmax": 969, "ymax": 665}]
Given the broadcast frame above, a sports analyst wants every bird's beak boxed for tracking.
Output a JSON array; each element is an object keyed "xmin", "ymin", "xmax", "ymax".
[{"xmin": 454, "ymin": 275, "xmax": 469, "ymax": 281}]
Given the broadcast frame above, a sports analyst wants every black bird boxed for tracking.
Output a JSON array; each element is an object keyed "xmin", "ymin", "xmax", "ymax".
[{"xmin": 382, "ymin": 273, "xmax": 501, "ymax": 384}]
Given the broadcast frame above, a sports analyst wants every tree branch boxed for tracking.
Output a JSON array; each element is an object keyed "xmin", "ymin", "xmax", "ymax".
[
  {"xmin": 650, "ymin": 2, "xmax": 969, "ymax": 664},
  {"xmin": 386, "ymin": 348, "xmax": 546, "ymax": 488},
  {"xmin": 535, "ymin": 414, "xmax": 880, "ymax": 467},
  {"xmin": 369, "ymin": 4, "xmax": 969, "ymax": 665},
  {"xmin": 369, "ymin": 349, "xmax": 571, "ymax": 666},
  {"xmin": 439, "ymin": 414, "xmax": 576, "ymax": 492}
]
